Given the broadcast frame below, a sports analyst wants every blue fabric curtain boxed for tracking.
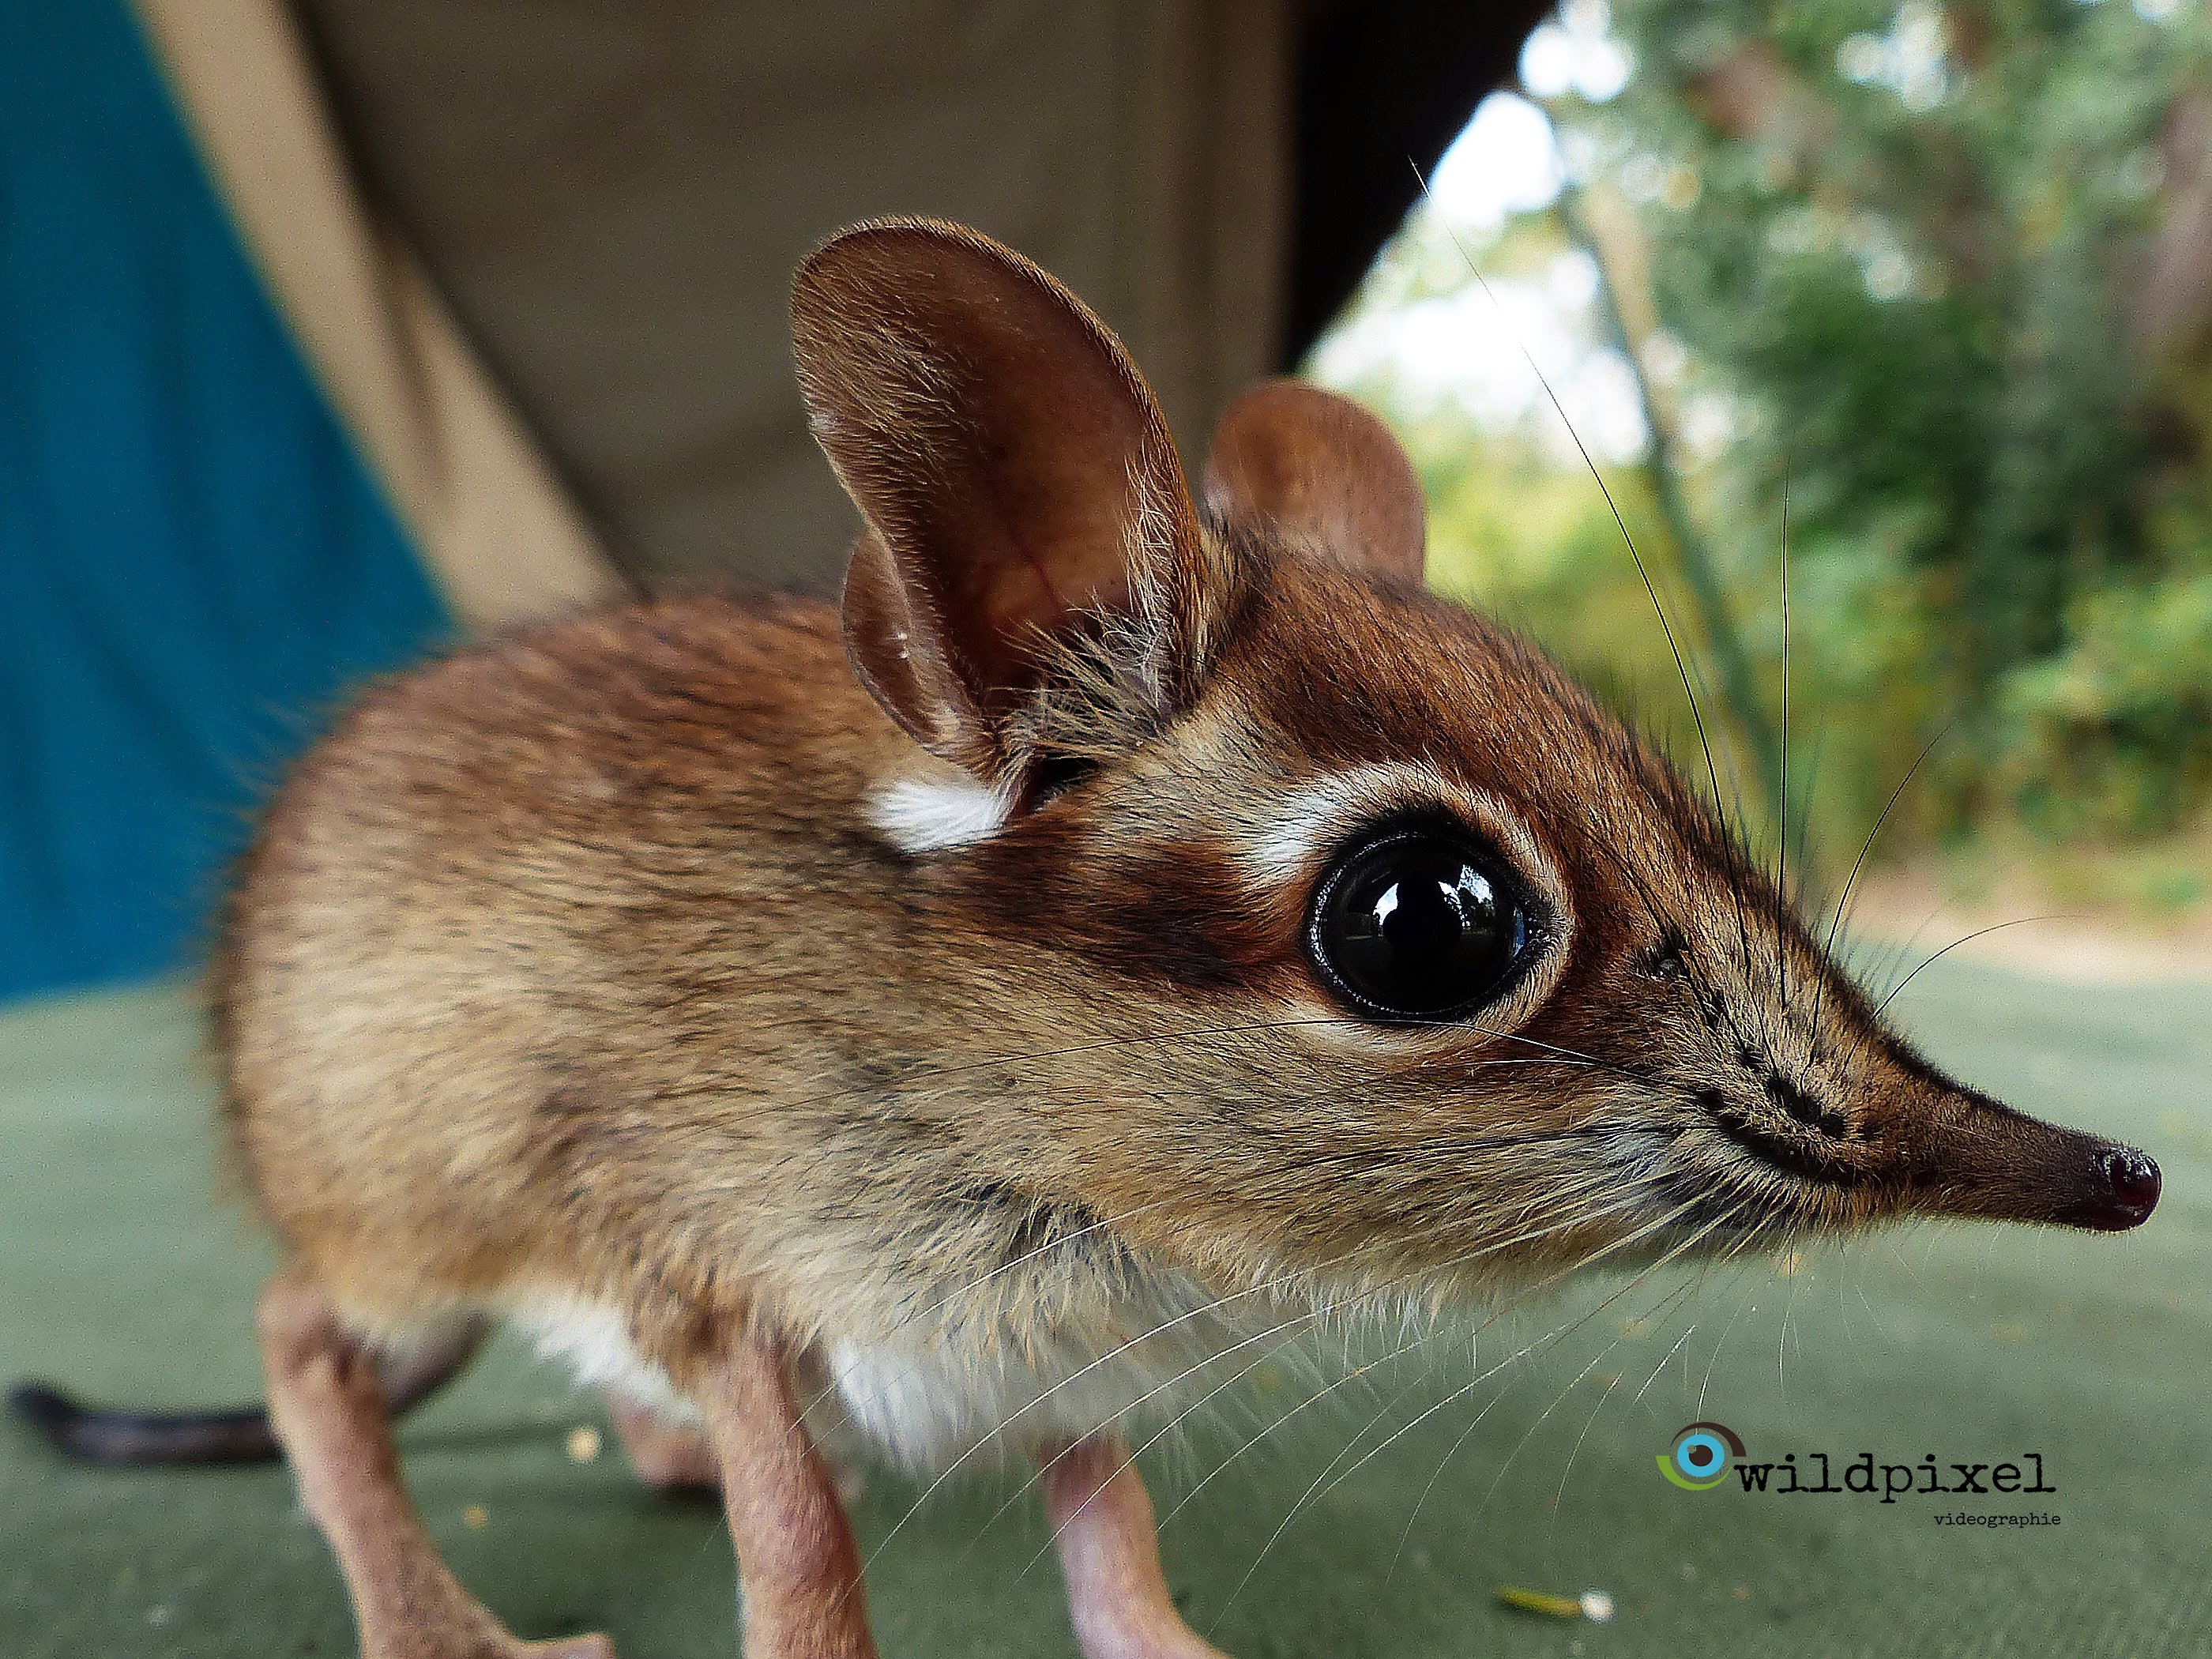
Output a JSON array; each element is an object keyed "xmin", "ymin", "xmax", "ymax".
[{"xmin": 0, "ymin": 2, "xmax": 451, "ymax": 1000}]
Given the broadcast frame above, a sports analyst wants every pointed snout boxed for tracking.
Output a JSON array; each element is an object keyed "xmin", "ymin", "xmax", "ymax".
[{"xmin": 1902, "ymin": 1089, "xmax": 2161, "ymax": 1232}]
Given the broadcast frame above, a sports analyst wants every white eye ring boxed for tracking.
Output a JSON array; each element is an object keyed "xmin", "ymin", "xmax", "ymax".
[{"xmin": 1235, "ymin": 764, "xmax": 1575, "ymax": 1051}]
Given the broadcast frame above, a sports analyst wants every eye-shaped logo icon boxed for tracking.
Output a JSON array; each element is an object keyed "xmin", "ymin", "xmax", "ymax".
[{"xmin": 1659, "ymin": 1420, "xmax": 1744, "ymax": 1490}]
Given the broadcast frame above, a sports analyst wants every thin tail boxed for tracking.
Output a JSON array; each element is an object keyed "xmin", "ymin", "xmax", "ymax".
[{"xmin": 6, "ymin": 1319, "xmax": 487, "ymax": 1465}]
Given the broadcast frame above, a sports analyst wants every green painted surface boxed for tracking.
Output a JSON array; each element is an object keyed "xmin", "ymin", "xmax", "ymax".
[{"xmin": 3, "ymin": 964, "xmax": 2207, "ymax": 1657}]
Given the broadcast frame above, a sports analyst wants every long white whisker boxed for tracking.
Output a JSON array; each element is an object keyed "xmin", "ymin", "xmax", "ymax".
[
  {"xmin": 853, "ymin": 1164, "xmax": 1635, "ymax": 1577},
  {"xmin": 1011, "ymin": 1182, "xmax": 1651, "ymax": 1561},
  {"xmin": 1207, "ymin": 1188, "xmax": 1721, "ymax": 1625}
]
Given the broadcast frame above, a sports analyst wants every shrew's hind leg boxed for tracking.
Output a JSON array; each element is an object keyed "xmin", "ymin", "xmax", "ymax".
[
  {"xmin": 607, "ymin": 1395, "xmax": 721, "ymax": 1493},
  {"xmin": 257, "ymin": 1265, "xmax": 615, "ymax": 1659},
  {"xmin": 607, "ymin": 1371, "xmax": 866, "ymax": 1507}
]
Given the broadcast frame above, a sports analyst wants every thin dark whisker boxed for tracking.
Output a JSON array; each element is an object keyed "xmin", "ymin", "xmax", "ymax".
[
  {"xmin": 1778, "ymin": 465, "xmax": 1792, "ymax": 1016},
  {"xmin": 1797, "ymin": 717, "xmax": 1831, "ymax": 907},
  {"xmin": 1413, "ymin": 160, "xmax": 1747, "ymax": 989},
  {"xmin": 1869, "ymin": 916, "xmax": 2070, "ymax": 1023},
  {"xmin": 1814, "ymin": 716, "xmax": 1957, "ymax": 1042}
]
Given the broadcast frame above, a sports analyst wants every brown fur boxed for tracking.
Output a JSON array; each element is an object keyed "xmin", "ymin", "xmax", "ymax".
[
  {"xmin": 199, "ymin": 220, "xmax": 2154, "ymax": 1658},
  {"xmin": 1204, "ymin": 378, "xmax": 1427, "ymax": 582}
]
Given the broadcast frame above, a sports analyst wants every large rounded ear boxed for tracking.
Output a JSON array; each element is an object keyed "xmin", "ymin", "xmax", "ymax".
[
  {"xmin": 792, "ymin": 219, "xmax": 1211, "ymax": 786},
  {"xmin": 1202, "ymin": 379, "xmax": 1426, "ymax": 582}
]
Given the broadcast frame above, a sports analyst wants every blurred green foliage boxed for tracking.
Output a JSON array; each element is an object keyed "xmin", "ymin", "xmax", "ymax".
[{"xmin": 1319, "ymin": 1, "xmax": 2212, "ymax": 908}]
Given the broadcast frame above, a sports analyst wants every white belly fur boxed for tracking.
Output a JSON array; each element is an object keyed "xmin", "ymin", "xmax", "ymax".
[
  {"xmin": 506, "ymin": 1281, "xmax": 1280, "ymax": 1473},
  {"xmin": 509, "ymin": 1296, "xmax": 702, "ymax": 1426}
]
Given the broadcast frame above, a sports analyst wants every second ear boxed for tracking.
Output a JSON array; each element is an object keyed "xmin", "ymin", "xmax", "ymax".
[{"xmin": 1203, "ymin": 379, "xmax": 1427, "ymax": 583}]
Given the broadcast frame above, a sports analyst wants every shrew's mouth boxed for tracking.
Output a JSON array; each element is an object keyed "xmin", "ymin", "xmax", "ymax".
[
  {"xmin": 1693, "ymin": 1089, "xmax": 1862, "ymax": 1187},
  {"xmin": 1638, "ymin": 1177, "xmax": 1789, "ymax": 1247}
]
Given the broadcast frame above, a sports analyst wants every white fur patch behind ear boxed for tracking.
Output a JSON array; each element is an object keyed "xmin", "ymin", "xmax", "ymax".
[{"xmin": 867, "ymin": 773, "xmax": 1013, "ymax": 853}]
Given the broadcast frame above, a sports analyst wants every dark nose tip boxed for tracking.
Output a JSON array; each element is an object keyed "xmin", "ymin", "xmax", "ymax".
[{"xmin": 2086, "ymin": 1146, "xmax": 2161, "ymax": 1231}]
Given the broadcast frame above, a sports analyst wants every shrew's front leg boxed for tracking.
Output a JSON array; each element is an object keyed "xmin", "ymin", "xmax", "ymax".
[
  {"xmin": 1040, "ymin": 1435, "xmax": 1229, "ymax": 1659},
  {"xmin": 697, "ymin": 1328, "xmax": 878, "ymax": 1659}
]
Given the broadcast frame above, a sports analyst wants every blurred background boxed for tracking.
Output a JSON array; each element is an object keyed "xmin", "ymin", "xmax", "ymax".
[
  {"xmin": 4, "ymin": 5, "xmax": 2210, "ymax": 1658},
  {"xmin": 1319, "ymin": 0, "xmax": 2212, "ymax": 969}
]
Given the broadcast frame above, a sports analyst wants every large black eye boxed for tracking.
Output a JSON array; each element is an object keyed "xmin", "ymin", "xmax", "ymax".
[{"xmin": 1306, "ymin": 828, "xmax": 1532, "ymax": 1021}]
